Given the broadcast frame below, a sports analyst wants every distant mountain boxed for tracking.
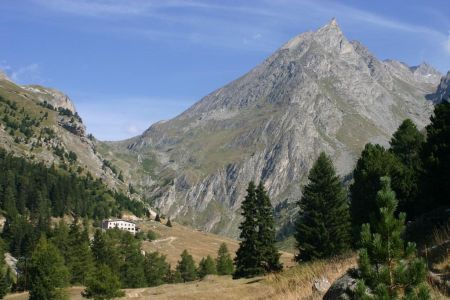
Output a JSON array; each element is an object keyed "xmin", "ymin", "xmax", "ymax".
[
  {"xmin": 430, "ymin": 71, "xmax": 450, "ymax": 103},
  {"xmin": 0, "ymin": 73, "xmax": 125, "ymax": 189},
  {"xmin": 103, "ymin": 19, "xmax": 441, "ymax": 237}
]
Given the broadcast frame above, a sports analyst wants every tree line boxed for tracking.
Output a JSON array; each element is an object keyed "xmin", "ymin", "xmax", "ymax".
[{"xmin": 0, "ymin": 223, "xmax": 236, "ymax": 299}]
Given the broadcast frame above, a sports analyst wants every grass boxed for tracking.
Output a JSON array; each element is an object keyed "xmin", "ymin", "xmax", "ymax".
[{"xmin": 138, "ymin": 218, "xmax": 295, "ymax": 267}]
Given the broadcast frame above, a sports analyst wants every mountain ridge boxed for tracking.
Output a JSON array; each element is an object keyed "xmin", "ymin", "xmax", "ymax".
[{"xmin": 84, "ymin": 19, "xmax": 445, "ymax": 236}]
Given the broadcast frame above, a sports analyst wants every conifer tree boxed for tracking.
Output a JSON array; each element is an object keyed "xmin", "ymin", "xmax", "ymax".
[
  {"xmin": 350, "ymin": 144, "xmax": 402, "ymax": 241},
  {"xmin": 216, "ymin": 243, "xmax": 234, "ymax": 275},
  {"xmin": 389, "ymin": 119, "xmax": 424, "ymax": 217},
  {"xmin": 66, "ymin": 223, "xmax": 94, "ymax": 285},
  {"xmin": 119, "ymin": 233, "xmax": 146, "ymax": 288},
  {"xmin": 83, "ymin": 264, "xmax": 124, "ymax": 300},
  {"xmin": 176, "ymin": 249, "xmax": 197, "ymax": 282},
  {"xmin": 355, "ymin": 177, "xmax": 429, "ymax": 299},
  {"xmin": 295, "ymin": 152, "xmax": 351, "ymax": 261},
  {"xmin": 144, "ymin": 251, "xmax": 170, "ymax": 286},
  {"xmin": 421, "ymin": 100, "xmax": 450, "ymax": 210},
  {"xmin": 198, "ymin": 255, "xmax": 217, "ymax": 279},
  {"xmin": 234, "ymin": 182, "xmax": 263, "ymax": 278},
  {"xmin": 0, "ymin": 238, "xmax": 10, "ymax": 297},
  {"xmin": 166, "ymin": 217, "xmax": 172, "ymax": 227},
  {"xmin": 29, "ymin": 236, "xmax": 70, "ymax": 300},
  {"xmin": 255, "ymin": 182, "xmax": 282, "ymax": 272},
  {"xmin": 155, "ymin": 213, "xmax": 161, "ymax": 222}
]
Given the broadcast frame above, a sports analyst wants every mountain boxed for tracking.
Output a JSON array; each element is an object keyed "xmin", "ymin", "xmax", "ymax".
[
  {"xmin": 102, "ymin": 19, "xmax": 441, "ymax": 237},
  {"xmin": 0, "ymin": 73, "xmax": 125, "ymax": 189},
  {"xmin": 430, "ymin": 71, "xmax": 450, "ymax": 103}
]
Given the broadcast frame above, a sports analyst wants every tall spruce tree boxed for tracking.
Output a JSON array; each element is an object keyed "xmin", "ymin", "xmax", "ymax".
[
  {"xmin": 176, "ymin": 249, "xmax": 197, "ymax": 282},
  {"xmin": 28, "ymin": 236, "xmax": 70, "ymax": 300},
  {"xmin": 255, "ymin": 182, "xmax": 282, "ymax": 273},
  {"xmin": 295, "ymin": 152, "xmax": 351, "ymax": 261},
  {"xmin": 355, "ymin": 177, "xmax": 429, "ymax": 299},
  {"xmin": 350, "ymin": 144, "xmax": 402, "ymax": 242},
  {"xmin": 389, "ymin": 119, "xmax": 424, "ymax": 217},
  {"xmin": 216, "ymin": 243, "xmax": 234, "ymax": 275},
  {"xmin": 234, "ymin": 182, "xmax": 263, "ymax": 278},
  {"xmin": 66, "ymin": 223, "xmax": 94, "ymax": 285},
  {"xmin": 421, "ymin": 100, "xmax": 450, "ymax": 210}
]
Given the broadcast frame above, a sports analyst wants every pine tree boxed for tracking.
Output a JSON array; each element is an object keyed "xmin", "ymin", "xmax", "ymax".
[
  {"xmin": 421, "ymin": 100, "xmax": 450, "ymax": 210},
  {"xmin": 216, "ymin": 243, "xmax": 234, "ymax": 275},
  {"xmin": 119, "ymin": 233, "xmax": 146, "ymax": 288},
  {"xmin": 350, "ymin": 144, "xmax": 402, "ymax": 242},
  {"xmin": 255, "ymin": 182, "xmax": 282, "ymax": 272},
  {"xmin": 66, "ymin": 223, "xmax": 94, "ymax": 285},
  {"xmin": 83, "ymin": 264, "xmax": 125, "ymax": 300},
  {"xmin": 198, "ymin": 255, "xmax": 217, "ymax": 279},
  {"xmin": 166, "ymin": 217, "xmax": 172, "ymax": 227},
  {"xmin": 389, "ymin": 119, "xmax": 424, "ymax": 217},
  {"xmin": 144, "ymin": 251, "xmax": 170, "ymax": 287},
  {"xmin": 176, "ymin": 249, "xmax": 197, "ymax": 282},
  {"xmin": 28, "ymin": 236, "xmax": 70, "ymax": 300},
  {"xmin": 0, "ymin": 238, "xmax": 10, "ymax": 297},
  {"xmin": 233, "ymin": 181, "xmax": 263, "ymax": 278},
  {"xmin": 355, "ymin": 177, "xmax": 430, "ymax": 299},
  {"xmin": 295, "ymin": 152, "xmax": 351, "ymax": 261},
  {"xmin": 155, "ymin": 213, "xmax": 161, "ymax": 223}
]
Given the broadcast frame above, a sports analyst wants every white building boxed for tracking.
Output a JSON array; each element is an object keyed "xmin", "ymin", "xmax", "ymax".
[{"xmin": 101, "ymin": 219, "xmax": 138, "ymax": 234}]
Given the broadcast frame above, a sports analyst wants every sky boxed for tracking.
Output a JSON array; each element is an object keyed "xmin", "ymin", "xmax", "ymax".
[{"xmin": 1, "ymin": 0, "xmax": 450, "ymax": 140}]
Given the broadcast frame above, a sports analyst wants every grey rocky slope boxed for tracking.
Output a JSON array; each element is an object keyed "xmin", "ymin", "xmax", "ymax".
[
  {"xmin": 105, "ymin": 19, "xmax": 441, "ymax": 237},
  {"xmin": 0, "ymin": 74, "xmax": 125, "ymax": 189},
  {"xmin": 430, "ymin": 71, "xmax": 450, "ymax": 103}
]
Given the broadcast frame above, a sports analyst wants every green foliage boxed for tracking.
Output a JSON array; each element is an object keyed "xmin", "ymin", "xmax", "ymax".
[
  {"xmin": 82, "ymin": 264, "xmax": 124, "ymax": 300},
  {"xmin": 198, "ymin": 255, "xmax": 217, "ymax": 278},
  {"xmin": 176, "ymin": 249, "xmax": 197, "ymax": 282},
  {"xmin": 118, "ymin": 233, "xmax": 146, "ymax": 288},
  {"xmin": 389, "ymin": 119, "xmax": 424, "ymax": 218},
  {"xmin": 255, "ymin": 182, "xmax": 282, "ymax": 272},
  {"xmin": 355, "ymin": 177, "xmax": 430, "ymax": 299},
  {"xmin": 216, "ymin": 243, "xmax": 234, "ymax": 275},
  {"xmin": 234, "ymin": 181, "xmax": 282, "ymax": 278},
  {"xmin": 295, "ymin": 152, "xmax": 351, "ymax": 261},
  {"xmin": 234, "ymin": 182, "xmax": 264, "ymax": 278},
  {"xmin": 146, "ymin": 230, "xmax": 159, "ymax": 241},
  {"xmin": 421, "ymin": 100, "xmax": 450, "ymax": 210},
  {"xmin": 350, "ymin": 144, "xmax": 403, "ymax": 242},
  {"xmin": 29, "ymin": 236, "xmax": 70, "ymax": 300},
  {"xmin": 66, "ymin": 224, "xmax": 94, "ymax": 285},
  {"xmin": 0, "ymin": 238, "xmax": 11, "ymax": 297},
  {"xmin": 144, "ymin": 252, "xmax": 171, "ymax": 286}
]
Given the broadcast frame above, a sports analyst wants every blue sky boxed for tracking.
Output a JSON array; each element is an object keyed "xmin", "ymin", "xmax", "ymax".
[{"xmin": 1, "ymin": 0, "xmax": 450, "ymax": 140}]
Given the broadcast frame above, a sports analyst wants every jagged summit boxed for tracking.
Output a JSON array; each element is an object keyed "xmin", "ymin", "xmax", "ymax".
[{"xmin": 109, "ymin": 20, "xmax": 440, "ymax": 237}]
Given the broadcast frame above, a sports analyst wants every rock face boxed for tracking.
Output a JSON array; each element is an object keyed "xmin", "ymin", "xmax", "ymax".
[
  {"xmin": 323, "ymin": 271, "xmax": 359, "ymax": 300},
  {"xmin": 430, "ymin": 71, "xmax": 450, "ymax": 103},
  {"xmin": 0, "ymin": 74, "xmax": 124, "ymax": 190},
  {"xmin": 109, "ymin": 19, "xmax": 440, "ymax": 237},
  {"xmin": 22, "ymin": 85, "xmax": 77, "ymax": 113}
]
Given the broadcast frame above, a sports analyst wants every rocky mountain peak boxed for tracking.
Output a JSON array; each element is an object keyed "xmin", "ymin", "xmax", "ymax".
[{"xmin": 113, "ymin": 20, "xmax": 439, "ymax": 237}]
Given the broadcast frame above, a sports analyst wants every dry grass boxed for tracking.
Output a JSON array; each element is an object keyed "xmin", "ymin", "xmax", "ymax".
[
  {"xmin": 137, "ymin": 219, "xmax": 295, "ymax": 267},
  {"xmin": 264, "ymin": 255, "xmax": 357, "ymax": 300},
  {"xmin": 7, "ymin": 256, "xmax": 447, "ymax": 300}
]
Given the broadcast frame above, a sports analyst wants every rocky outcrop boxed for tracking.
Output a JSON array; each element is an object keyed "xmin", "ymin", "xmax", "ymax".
[
  {"xmin": 110, "ymin": 19, "xmax": 440, "ymax": 236},
  {"xmin": 22, "ymin": 85, "xmax": 77, "ymax": 113},
  {"xmin": 430, "ymin": 71, "xmax": 450, "ymax": 103},
  {"xmin": 323, "ymin": 270, "xmax": 359, "ymax": 300}
]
